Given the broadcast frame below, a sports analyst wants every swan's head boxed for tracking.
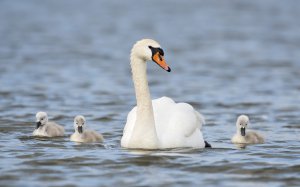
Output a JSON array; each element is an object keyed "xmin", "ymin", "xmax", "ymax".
[
  {"xmin": 131, "ymin": 39, "xmax": 171, "ymax": 72},
  {"xmin": 74, "ymin": 115, "xmax": 86, "ymax": 134},
  {"xmin": 36, "ymin": 112, "xmax": 48, "ymax": 129},
  {"xmin": 236, "ymin": 115, "xmax": 249, "ymax": 136}
]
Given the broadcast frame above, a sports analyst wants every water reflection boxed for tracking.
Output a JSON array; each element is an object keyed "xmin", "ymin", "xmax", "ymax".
[{"xmin": 234, "ymin": 143, "xmax": 247, "ymax": 149}]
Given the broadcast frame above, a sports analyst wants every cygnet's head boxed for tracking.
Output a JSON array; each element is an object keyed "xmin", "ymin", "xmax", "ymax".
[
  {"xmin": 74, "ymin": 115, "xmax": 86, "ymax": 134},
  {"xmin": 236, "ymin": 115, "xmax": 249, "ymax": 136},
  {"xmin": 36, "ymin": 112, "xmax": 48, "ymax": 129},
  {"xmin": 131, "ymin": 39, "xmax": 171, "ymax": 72}
]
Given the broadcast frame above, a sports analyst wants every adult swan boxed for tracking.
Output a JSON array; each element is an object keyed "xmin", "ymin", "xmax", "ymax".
[{"xmin": 121, "ymin": 39, "xmax": 209, "ymax": 149}]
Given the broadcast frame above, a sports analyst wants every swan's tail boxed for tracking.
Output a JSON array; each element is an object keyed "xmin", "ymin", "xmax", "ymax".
[
  {"xmin": 204, "ymin": 141, "xmax": 212, "ymax": 148},
  {"xmin": 195, "ymin": 111, "xmax": 205, "ymax": 129},
  {"xmin": 195, "ymin": 111, "xmax": 211, "ymax": 148}
]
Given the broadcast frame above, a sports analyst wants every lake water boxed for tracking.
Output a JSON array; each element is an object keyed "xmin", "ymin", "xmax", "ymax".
[{"xmin": 0, "ymin": 0, "xmax": 300, "ymax": 186}]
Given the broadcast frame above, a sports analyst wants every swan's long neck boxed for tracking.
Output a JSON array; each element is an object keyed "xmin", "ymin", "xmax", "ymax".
[{"xmin": 128, "ymin": 53, "xmax": 159, "ymax": 149}]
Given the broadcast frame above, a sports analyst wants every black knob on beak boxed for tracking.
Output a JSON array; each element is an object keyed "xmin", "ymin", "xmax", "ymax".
[
  {"xmin": 241, "ymin": 127, "xmax": 246, "ymax": 136},
  {"xmin": 36, "ymin": 121, "xmax": 42, "ymax": 129},
  {"xmin": 78, "ymin": 126, "xmax": 83, "ymax": 134}
]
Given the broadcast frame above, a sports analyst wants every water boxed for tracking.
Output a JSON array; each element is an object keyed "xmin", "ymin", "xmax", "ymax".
[{"xmin": 0, "ymin": 0, "xmax": 300, "ymax": 186}]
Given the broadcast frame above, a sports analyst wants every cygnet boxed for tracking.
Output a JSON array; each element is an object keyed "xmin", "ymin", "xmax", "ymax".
[
  {"xmin": 70, "ymin": 115, "xmax": 104, "ymax": 143},
  {"xmin": 33, "ymin": 112, "xmax": 65, "ymax": 137},
  {"xmin": 231, "ymin": 115, "xmax": 264, "ymax": 144}
]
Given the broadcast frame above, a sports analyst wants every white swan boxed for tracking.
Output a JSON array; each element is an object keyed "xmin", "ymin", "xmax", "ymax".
[
  {"xmin": 231, "ymin": 115, "xmax": 264, "ymax": 144},
  {"xmin": 33, "ymin": 112, "xmax": 65, "ymax": 137},
  {"xmin": 121, "ymin": 39, "xmax": 208, "ymax": 149},
  {"xmin": 70, "ymin": 115, "xmax": 104, "ymax": 143}
]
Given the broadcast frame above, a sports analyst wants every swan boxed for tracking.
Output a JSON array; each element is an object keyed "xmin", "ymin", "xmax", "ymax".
[
  {"xmin": 33, "ymin": 112, "xmax": 65, "ymax": 137},
  {"xmin": 231, "ymin": 115, "xmax": 264, "ymax": 144},
  {"xmin": 121, "ymin": 39, "xmax": 209, "ymax": 149},
  {"xmin": 70, "ymin": 115, "xmax": 104, "ymax": 143}
]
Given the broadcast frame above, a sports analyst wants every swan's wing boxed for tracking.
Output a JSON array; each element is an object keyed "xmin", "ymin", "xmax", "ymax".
[
  {"xmin": 46, "ymin": 122, "xmax": 64, "ymax": 136},
  {"xmin": 250, "ymin": 131, "xmax": 264, "ymax": 143},
  {"xmin": 153, "ymin": 97, "xmax": 205, "ymax": 148},
  {"xmin": 81, "ymin": 131, "xmax": 91, "ymax": 142},
  {"xmin": 171, "ymin": 102, "xmax": 201, "ymax": 137},
  {"xmin": 152, "ymin": 97, "xmax": 202, "ymax": 136},
  {"xmin": 89, "ymin": 130, "xmax": 104, "ymax": 142},
  {"xmin": 56, "ymin": 124, "xmax": 65, "ymax": 134},
  {"xmin": 44, "ymin": 125, "xmax": 53, "ymax": 137},
  {"xmin": 195, "ymin": 111, "xmax": 205, "ymax": 130},
  {"xmin": 82, "ymin": 131, "xmax": 98, "ymax": 142}
]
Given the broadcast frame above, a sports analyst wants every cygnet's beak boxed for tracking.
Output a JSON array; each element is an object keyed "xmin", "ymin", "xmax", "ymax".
[
  {"xmin": 241, "ymin": 127, "xmax": 246, "ymax": 136},
  {"xmin": 36, "ymin": 121, "xmax": 41, "ymax": 129},
  {"xmin": 152, "ymin": 52, "xmax": 171, "ymax": 72},
  {"xmin": 78, "ymin": 126, "xmax": 83, "ymax": 134}
]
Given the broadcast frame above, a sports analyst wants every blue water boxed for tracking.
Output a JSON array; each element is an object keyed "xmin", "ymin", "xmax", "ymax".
[{"xmin": 0, "ymin": 0, "xmax": 300, "ymax": 186}]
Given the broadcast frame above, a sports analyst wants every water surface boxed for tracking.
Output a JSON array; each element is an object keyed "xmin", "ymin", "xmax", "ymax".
[{"xmin": 0, "ymin": 0, "xmax": 300, "ymax": 186}]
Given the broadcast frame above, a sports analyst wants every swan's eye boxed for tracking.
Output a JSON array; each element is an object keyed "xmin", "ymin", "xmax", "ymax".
[
  {"xmin": 41, "ymin": 118, "xmax": 44, "ymax": 121},
  {"xmin": 240, "ymin": 124, "xmax": 242, "ymax": 126},
  {"xmin": 157, "ymin": 48, "xmax": 164, "ymax": 56},
  {"xmin": 76, "ymin": 123, "xmax": 78, "ymax": 125},
  {"xmin": 148, "ymin": 46, "xmax": 164, "ymax": 56}
]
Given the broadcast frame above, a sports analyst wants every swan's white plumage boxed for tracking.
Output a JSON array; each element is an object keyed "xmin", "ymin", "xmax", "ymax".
[
  {"xmin": 33, "ymin": 112, "xmax": 65, "ymax": 137},
  {"xmin": 70, "ymin": 115, "xmax": 103, "ymax": 143},
  {"xmin": 121, "ymin": 39, "xmax": 206, "ymax": 149},
  {"xmin": 122, "ymin": 97, "xmax": 205, "ymax": 148},
  {"xmin": 231, "ymin": 115, "xmax": 264, "ymax": 144}
]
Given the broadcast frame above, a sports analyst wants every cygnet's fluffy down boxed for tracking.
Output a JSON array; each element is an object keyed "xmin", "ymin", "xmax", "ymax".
[
  {"xmin": 231, "ymin": 115, "xmax": 264, "ymax": 144},
  {"xmin": 70, "ymin": 115, "xmax": 104, "ymax": 143},
  {"xmin": 33, "ymin": 112, "xmax": 65, "ymax": 137}
]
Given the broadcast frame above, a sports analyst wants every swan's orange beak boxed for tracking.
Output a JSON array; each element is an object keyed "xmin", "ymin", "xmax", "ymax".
[{"xmin": 152, "ymin": 52, "xmax": 171, "ymax": 72}]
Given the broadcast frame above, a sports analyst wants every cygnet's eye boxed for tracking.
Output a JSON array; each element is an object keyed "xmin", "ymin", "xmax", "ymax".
[
  {"xmin": 82, "ymin": 123, "xmax": 85, "ymax": 125},
  {"xmin": 76, "ymin": 123, "xmax": 78, "ymax": 125},
  {"xmin": 245, "ymin": 123, "xmax": 248, "ymax": 126},
  {"xmin": 240, "ymin": 124, "xmax": 242, "ymax": 126}
]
